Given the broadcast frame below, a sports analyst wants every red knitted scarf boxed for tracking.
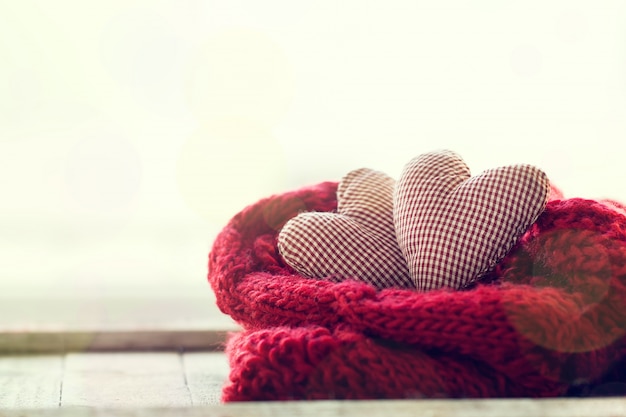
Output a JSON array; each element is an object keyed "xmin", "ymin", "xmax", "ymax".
[{"xmin": 208, "ymin": 181, "xmax": 626, "ymax": 401}]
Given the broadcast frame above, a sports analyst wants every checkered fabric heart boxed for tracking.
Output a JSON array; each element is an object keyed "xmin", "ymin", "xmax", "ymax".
[
  {"xmin": 394, "ymin": 150, "xmax": 550, "ymax": 291},
  {"xmin": 277, "ymin": 168, "xmax": 413, "ymax": 289}
]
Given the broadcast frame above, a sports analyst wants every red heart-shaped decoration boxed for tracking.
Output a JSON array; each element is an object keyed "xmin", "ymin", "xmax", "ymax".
[
  {"xmin": 394, "ymin": 150, "xmax": 549, "ymax": 291},
  {"xmin": 278, "ymin": 168, "xmax": 412, "ymax": 289}
]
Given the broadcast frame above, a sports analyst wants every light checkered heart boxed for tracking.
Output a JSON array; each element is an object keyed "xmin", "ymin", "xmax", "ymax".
[
  {"xmin": 277, "ymin": 168, "xmax": 413, "ymax": 289},
  {"xmin": 394, "ymin": 150, "xmax": 549, "ymax": 291}
]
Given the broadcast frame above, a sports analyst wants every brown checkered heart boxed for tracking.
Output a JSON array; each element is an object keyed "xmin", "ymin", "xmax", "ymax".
[
  {"xmin": 277, "ymin": 168, "xmax": 413, "ymax": 289},
  {"xmin": 394, "ymin": 150, "xmax": 549, "ymax": 291}
]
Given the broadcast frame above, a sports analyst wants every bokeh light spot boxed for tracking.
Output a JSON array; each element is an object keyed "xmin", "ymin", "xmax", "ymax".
[
  {"xmin": 503, "ymin": 228, "xmax": 624, "ymax": 355},
  {"xmin": 176, "ymin": 118, "xmax": 288, "ymax": 225},
  {"xmin": 555, "ymin": 10, "xmax": 588, "ymax": 43},
  {"xmin": 510, "ymin": 45, "xmax": 543, "ymax": 77},
  {"xmin": 184, "ymin": 29, "xmax": 294, "ymax": 126},
  {"xmin": 99, "ymin": 9, "xmax": 185, "ymax": 115},
  {"xmin": 65, "ymin": 133, "xmax": 142, "ymax": 213}
]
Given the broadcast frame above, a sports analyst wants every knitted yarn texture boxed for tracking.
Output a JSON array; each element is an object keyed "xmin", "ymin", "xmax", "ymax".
[{"xmin": 208, "ymin": 181, "xmax": 626, "ymax": 401}]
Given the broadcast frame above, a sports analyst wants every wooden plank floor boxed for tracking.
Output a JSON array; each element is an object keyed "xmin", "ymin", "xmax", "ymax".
[
  {"xmin": 2, "ymin": 353, "xmax": 626, "ymax": 417},
  {"xmin": 1, "ymin": 398, "xmax": 626, "ymax": 417},
  {"xmin": 0, "ymin": 352, "xmax": 229, "ymax": 409},
  {"xmin": 0, "ymin": 355, "xmax": 64, "ymax": 408}
]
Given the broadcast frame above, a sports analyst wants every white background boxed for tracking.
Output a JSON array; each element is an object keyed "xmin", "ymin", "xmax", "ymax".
[{"xmin": 1, "ymin": 1, "xmax": 625, "ymax": 301}]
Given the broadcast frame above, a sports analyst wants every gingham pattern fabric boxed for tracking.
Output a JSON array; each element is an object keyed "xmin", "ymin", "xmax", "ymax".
[
  {"xmin": 277, "ymin": 168, "xmax": 413, "ymax": 289},
  {"xmin": 394, "ymin": 150, "xmax": 549, "ymax": 292}
]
